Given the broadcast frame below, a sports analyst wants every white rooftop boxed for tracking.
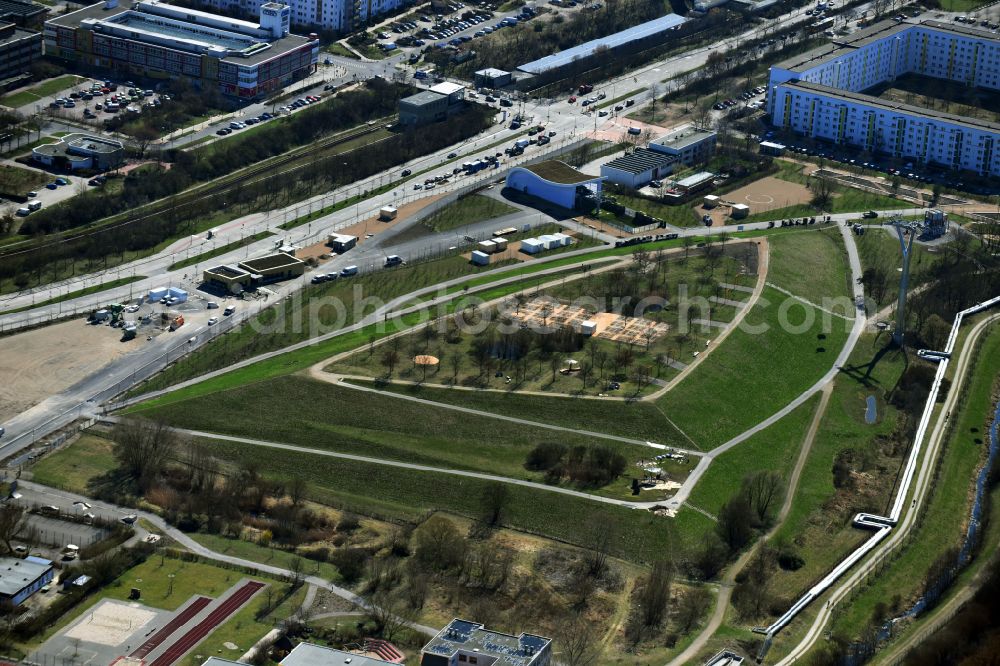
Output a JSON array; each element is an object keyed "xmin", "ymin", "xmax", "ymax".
[{"xmin": 430, "ymin": 81, "xmax": 464, "ymax": 95}]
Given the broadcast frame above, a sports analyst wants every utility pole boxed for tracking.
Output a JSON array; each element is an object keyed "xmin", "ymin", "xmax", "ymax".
[{"xmin": 890, "ymin": 216, "xmax": 921, "ymax": 346}]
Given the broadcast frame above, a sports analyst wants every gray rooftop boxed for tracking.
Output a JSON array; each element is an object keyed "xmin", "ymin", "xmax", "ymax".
[
  {"xmin": 47, "ymin": 1, "xmax": 313, "ymax": 66},
  {"xmin": 603, "ymin": 148, "xmax": 676, "ymax": 175},
  {"xmin": 0, "ymin": 22, "xmax": 39, "ymax": 47},
  {"xmin": 201, "ymin": 659, "xmax": 244, "ymax": 666},
  {"xmin": 0, "ymin": 556, "xmax": 51, "ymax": 597},
  {"xmin": 401, "ymin": 90, "xmax": 445, "ymax": 107},
  {"xmin": 651, "ymin": 125, "xmax": 715, "ymax": 151},
  {"xmin": 0, "ymin": 0, "xmax": 45, "ymax": 20},
  {"xmin": 776, "ymin": 18, "xmax": 1000, "ymax": 74},
  {"xmin": 423, "ymin": 619, "xmax": 550, "ymax": 666},
  {"xmin": 782, "ymin": 80, "xmax": 1000, "ymax": 133},
  {"xmin": 518, "ymin": 13, "xmax": 687, "ymax": 74},
  {"xmin": 281, "ymin": 643, "xmax": 395, "ymax": 666}
]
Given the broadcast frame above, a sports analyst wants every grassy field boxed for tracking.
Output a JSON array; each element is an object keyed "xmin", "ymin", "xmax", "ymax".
[
  {"xmin": 326, "ymin": 42, "xmax": 359, "ymax": 58},
  {"xmin": 167, "ymin": 232, "xmax": 272, "ymax": 271},
  {"xmin": 768, "ymin": 333, "xmax": 907, "ymax": 593},
  {"xmin": 830, "ymin": 322, "xmax": 1000, "ymax": 636},
  {"xmin": 131, "ymin": 374, "xmax": 650, "ymax": 485},
  {"xmin": 0, "ymin": 75, "xmax": 84, "ymax": 108},
  {"xmin": 190, "ymin": 435, "xmax": 678, "ymax": 564},
  {"xmin": 684, "ymin": 394, "xmax": 821, "ymax": 517},
  {"xmin": 766, "ymin": 228, "xmax": 852, "ymax": 306},
  {"xmin": 420, "ymin": 194, "xmax": 518, "ymax": 232},
  {"xmin": 189, "ymin": 533, "xmax": 341, "ymax": 582},
  {"xmin": 604, "ymin": 190, "xmax": 701, "ymax": 227},
  {"xmin": 0, "ymin": 164, "xmax": 49, "ymax": 195},
  {"xmin": 658, "ymin": 285, "xmax": 851, "ymax": 449},
  {"xmin": 2, "ymin": 275, "xmax": 146, "ymax": 315},
  {"xmin": 368, "ymin": 382, "xmax": 678, "ymax": 443},
  {"xmin": 29, "ymin": 434, "xmax": 116, "ymax": 494}
]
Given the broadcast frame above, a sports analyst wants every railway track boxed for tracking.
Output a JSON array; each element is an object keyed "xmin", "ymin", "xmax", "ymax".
[{"xmin": 0, "ymin": 117, "xmax": 396, "ymax": 259}]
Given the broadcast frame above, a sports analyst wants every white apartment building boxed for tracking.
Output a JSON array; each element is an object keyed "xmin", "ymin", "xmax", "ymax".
[
  {"xmin": 767, "ymin": 19, "xmax": 1000, "ymax": 175},
  {"xmin": 198, "ymin": 0, "xmax": 408, "ymax": 31}
]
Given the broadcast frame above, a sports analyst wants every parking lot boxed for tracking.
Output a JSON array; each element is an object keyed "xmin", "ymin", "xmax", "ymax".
[
  {"xmin": 374, "ymin": 1, "xmax": 542, "ymax": 55},
  {"xmin": 45, "ymin": 78, "xmax": 170, "ymax": 129},
  {"xmin": 20, "ymin": 514, "xmax": 107, "ymax": 550}
]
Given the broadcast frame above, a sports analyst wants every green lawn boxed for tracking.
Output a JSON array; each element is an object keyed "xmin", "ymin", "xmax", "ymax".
[
  {"xmin": 685, "ymin": 394, "xmax": 821, "ymax": 517},
  {"xmin": 326, "ymin": 42, "xmax": 360, "ymax": 58},
  {"xmin": 830, "ymin": 322, "xmax": 1000, "ymax": 635},
  {"xmin": 167, "ymin": 232, "xmax": 272, "ymax": 271},
  {"xmin": 30, "ymin": 434, "xmax": 116, "ymax": 495},
  {"xmin": 130, "ymin": 374, "xmax": 645, "ymax": 485},
  {"xmin": 658, "ymin": 285, "xmax": 851, "ymax": 449},
  {"xmin": 420, "ymin": 194, "xmax": 518, "ymax": 232},
  {"xmin": 766, "ymin": 228, "xmax": 852, "ymax": 306},
  {"xmin": 855, "ymin": 226, "xmax": 946, "ymax": 308},
  {"xmin": 0, "ymin": 75, "xmax": 83, "ymax": 108},
  {"xmin": 0, "ymin": 164, "xmax": 49, "ymax": 196},
  {"xmin": 604, "ymin": 190, "xmax": 701, "ymax": 227},
  {"xmin": 368, "ymin": 382, "xmax": 677, "ymax": 443},
  {"xmin": 189, "ymin": 533, "xmax": 341, "ymax": 583}
]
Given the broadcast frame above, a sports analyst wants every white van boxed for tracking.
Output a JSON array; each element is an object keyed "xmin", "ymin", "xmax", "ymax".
[
  {"xmin": 16, "ymin": 207, "xmax": 30, "ymax": 216},
  {"xmin": 27, "ymin": 200, "xmax": 42, "ymax": 212},
  {"xmin": 340, "ymin": 265, "xmax": 359, "ymax": 277}
]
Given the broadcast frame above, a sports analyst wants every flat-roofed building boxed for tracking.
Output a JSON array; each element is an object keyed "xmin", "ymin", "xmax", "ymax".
[
  {"xmin": 474, "ymin": 68, "xmax": 511, "ymax": 89},
  {"xmin": 399, "ymin": 84, "xmax": 465, "ymax": 126},
  {"xmin": 238, "ymin": 251, "xmax": 305, "ymax": 283},
  {"xmin": 281, "ymin": 642, "xmax": 401, "ymax": 666},
  {"xmin": 649, "ymin": 124, "xmax": 716, "ymax": 166},
  {"xmin": 601, "ymin": 148, "xmax": 677, "ymax": 188},
  {"xmin": 0, "ymin": 556, "xmax": 53, "ymax": 606},
  {"xmin": 203, "ymin": 264, "xmax": 253, "ymax": 293},
  {"xmin": 420, "ymin": 619, "xmax": 551, "ymax": 666},
  {"xmin": 0, "ymin": 0, "xmax": 47, "ymax": 28},
  {"xmin": 0, "ymin": 21, "xmax": 41, "ymax": 82},
  {"xmin": 31, "ymin": 133, "xmax": 124, "ymax": 170},
  {"xmin": 45, "ymin": 0, "xmax": 318, "ymax": 99}
]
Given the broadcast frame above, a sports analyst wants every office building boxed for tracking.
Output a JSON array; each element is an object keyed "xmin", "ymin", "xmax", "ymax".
[
  {"xmin": 0, "ymin": 0, "xmax": 47, "ymax": 28},
  {"xmin": 45, "ymin": 0, "xmax": 318, "ymax": 99},
  {"xmin": 649, "ymin": 124, "xmax": 717, "ymax": 166},
  {"xmin": 421, "ymin": 619, "xmax": 551, "ymax": 666},
  {"xmin": 767, "ymin": 18, "xmax": 1000, "ymax": 176},
  {"xmin": 0, "ymin": 21, "xmax": 41, "ymax": 82},
  {"xmin": 32, "ymin": 133, "xmax": 124, "ymax": 170}
]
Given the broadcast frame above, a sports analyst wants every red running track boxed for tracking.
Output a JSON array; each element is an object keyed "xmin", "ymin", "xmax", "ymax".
[
  {"xmin": 148, "ymin": 581, "xmax": 265, "ymax": 666},
  {"xmin": 130, "ymin": 597, "xmax": 212, "ymax": 659}
]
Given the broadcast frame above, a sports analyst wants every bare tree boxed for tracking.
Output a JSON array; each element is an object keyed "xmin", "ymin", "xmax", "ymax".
[
  {"xmin": 556, "ymin": 613, "xmax": 601, "ymax": 666},
  {"xmin": 111, "ymin": 419, "xmax": 179, "ymax": 492},
  {"xmin": 742, "ymin": 470, "xmax": 784, "ymax": 525},
  {"xmin": 0, "ymin": 505, "xmax": 30, "ymax": 554},
  {"xmin": 288, "ymin": 477, "xmax": 308, "ymax": 508},
  {"xmin": 479, "ymin": 482, "xmax": 511, "ymax": 527},
  {"xmin": 381, "ymin": 347, "xmax": 399, "ymax": 376}
]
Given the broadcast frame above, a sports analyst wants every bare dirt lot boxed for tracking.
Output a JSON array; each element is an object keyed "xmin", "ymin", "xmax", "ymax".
[
  {"xmin": 0, "ymin": 318, "xmax": 130, "ymax": 422},
  {"xmin": 701, "ymin": 176, "xmax": 812, "ymax": 225}
]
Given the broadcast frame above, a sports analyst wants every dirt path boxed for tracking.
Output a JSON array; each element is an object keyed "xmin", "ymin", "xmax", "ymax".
[{"xmin": 667, "ymin": 382, "xmax": 833, "ymax": 665}]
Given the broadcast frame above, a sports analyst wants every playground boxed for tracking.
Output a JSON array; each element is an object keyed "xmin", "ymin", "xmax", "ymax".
[{"xmin": 700, "ymin": 176, "xmax": 812, "ymax": 226}]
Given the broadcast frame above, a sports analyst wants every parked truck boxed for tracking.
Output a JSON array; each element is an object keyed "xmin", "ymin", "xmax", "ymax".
[
  {"xmin": 169, "ymin": 315, "xmax": 184, "ymax": 331},
  {"xmin": 578, "ymin": 83, "xmax": 593, "ymax": 95}
]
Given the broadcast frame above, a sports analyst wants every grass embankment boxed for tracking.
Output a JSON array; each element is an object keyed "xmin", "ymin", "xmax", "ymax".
[
  {"xmin": 0, "ymin": 164, "xmax": 49, "ymax": 196},
  {"xmin": 420, "ymin": 194, "xmax": 518, "ymax": 232},
  {"xmin": 190, "ymin": 435, "xmax": 677, "ymax": 564},
  {"xmin": 130, "ymin": 374, "xmax": 648, "ymax": 488},
  {"xmin": 657, "ymin": 226, "xmax": 852, "ymax": 449},
  {"xmin": 167, "ymin": 232, "xmax": 272, "ymax": 271},
  {"xmin": 684, "ymin": 394, "xmax": 822, "ymax": 517},
  {"xmin": 766, "ymin": 228, "xmax": 853, "ymax": 306},
  {"xmin": 855, "ymin": 226, "xmax": 945, "ymax": 308},
  {"xmin": 657, "ymin": 285, "xmax": 851, "ymax": 449},
  {"xmin": 29, "ymin": 434, "xmax": 115, "ymax": 494},
  {"xmin": 0, "ymin": 75, "xmax": 84, "ymax": 108},
  {"xmin": 190, "ymin": 532, "xmax": 341, "ymax": 582},
  {"xmin": 2, "ymin": 275, "xmax": 147, "ymax": 315},
  {"xmin": 830, "ymin": 322, "xmax": 1000, "ymax": 637}
]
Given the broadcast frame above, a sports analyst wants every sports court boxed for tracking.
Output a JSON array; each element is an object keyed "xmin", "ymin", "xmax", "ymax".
[{"xmin": 35, "ymin": 580, "xmax": 265, "ymax": 666}]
